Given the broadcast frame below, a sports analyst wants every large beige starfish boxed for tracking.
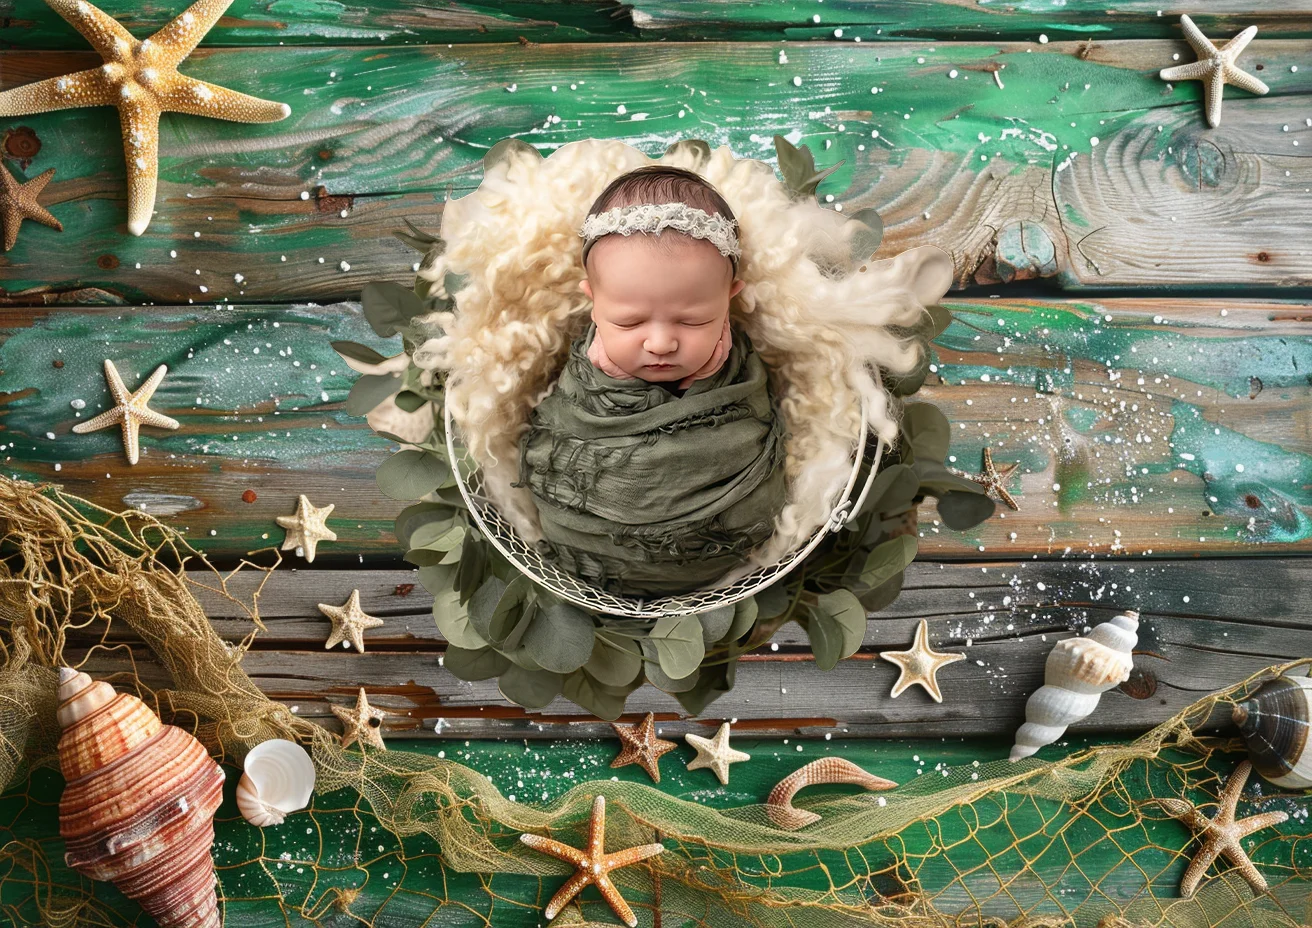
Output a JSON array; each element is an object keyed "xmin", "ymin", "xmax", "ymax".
[
  {"xmin": 1159, "ymin": 15, "xmax": 1269, "ymax": 129},
  {"xmin": 331, "ymin": 687, "xmax": 388, "ymax": 751},
  {"xmin": 878, "ymin": 619, "xmax": 965, "ymax": 704},
  {"xmin": 276, "ymin": 494, "xmax": 337, "ymax": 563},
  {"xmin": 1151, "ymin": 760, "xmax": 1288, "ymax": 898},
  {"xmin": 520, "ymin": 794, "xmax": 665, "ymax": 928},
  {"xmin": 684, "ymin": 722, "xmax": 751, "ymax": 786},
  {"xmin": 610, "ymin": 712, "xmax": 677, "ymax": 784},
  {"xmin": 0, "ymin": 0, "xmax": 290, "ymax": 235},
  {"xmin": 70, "ymin": 359, "xmax": 180, "ymax": 465},
  {"xmin": 0, "ymin": 164, "xmax": 63, "ymax": 251},
  {"xmin": 318, "ymin": 589, "xmax": 384, "ymax": 653}
]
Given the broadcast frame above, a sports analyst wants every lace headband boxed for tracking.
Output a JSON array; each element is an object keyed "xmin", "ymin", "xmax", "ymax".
[{"xmin": 580, "ymin": 201, "xmax": 741, "ymax": 273}]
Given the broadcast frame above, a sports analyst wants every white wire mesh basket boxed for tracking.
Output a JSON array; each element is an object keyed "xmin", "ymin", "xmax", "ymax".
[{"xmin": 445, "ymin": 397, "xmax": 885, "ymax": 618}]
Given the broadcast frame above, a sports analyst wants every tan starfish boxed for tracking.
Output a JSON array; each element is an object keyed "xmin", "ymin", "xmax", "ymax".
[
  {"xmin": 0, "ymin": 164, "xmax": 63, "ymax": 251},
  {"xmin": 684, "ymin": 722, "xmax": 751, "ymax": 786},
  {"xmin": 276, "ymin": 494, "xmax": 337, "ymax": 563},
  {"xmin": 520, "ymin": 794, "xmax": 665, "ymax": 928},
  {"xmin": 0, "ymin": 0, "xmax": 290, "ymax": 235},
  {"xmin": 1159, "ymin": 15, "xmax": 1269, "ymax": 129},
  {"xmin": 609, "ymin": 712, "xmax": 677, "ymax": 784},
  {"xmin": 878, "ymin": 619, "xmax": 965, "ymax": 704},
  {"xmin": 1151, "ymin": 760, "xmax": 1288, "ymax": 898},
  {"xmin": 967, "ymin": 446, "xmax": 1020, "ymax": 511},
  {"xmin": 70, "ymin": 359, "xmax": 180, "ymax": 465},
  {"xmin": 318, "ymin": 589, "xmax": 384, "ymax": 652},
  {"xmin": 331, "ymin": 687, "xmax": 388, "ymax": 751}
]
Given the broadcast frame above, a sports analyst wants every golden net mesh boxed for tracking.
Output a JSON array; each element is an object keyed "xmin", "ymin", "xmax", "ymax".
[{"xmin": 0, "ymin": 474, "xmax": 1307, "ymax": 928}]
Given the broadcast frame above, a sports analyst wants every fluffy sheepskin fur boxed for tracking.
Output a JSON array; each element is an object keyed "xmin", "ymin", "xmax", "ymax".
[{"xmin": 408, "ymin": 138, "xmax": 953, "ymax": 585}]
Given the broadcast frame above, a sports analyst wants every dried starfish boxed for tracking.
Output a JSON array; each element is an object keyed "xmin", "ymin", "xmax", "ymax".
[
  {"xmin": 70, "ymin": 359, "xmax": 179, "ymax": 465},
  {"xmin": 276, "ymin": 494, "xmax": 338, "ymax": 563},
  {"xmin": 0, "ymin": 0, "xmax": 291, "ymax": 235},
  {"xmin": 520, "ymin": 794, "xmax": 665, "ymax": 928},
  {"xmin": 684, "ymin": 722, "xmax": 751, "ymax": 786},
  {"xmin": 878, "ymin": 619, "xmax": 965, "ymax": 704},
  {"xmin": 766, "ymin": 757, "xmax": 897, "ymax": 830},
  {"xmin": 968, "ymin": 446, "xmax": 1021, "ymax": 511},
  {"xmin": 318, "ymin": 589, "xmax": 384, "ymax": 653},
  {"xmin": 331, "ymin": 687, "xmax": 388, "ymax": 751},
  {"xmin": 1159, "ymin": 15, "xmax": 1269, "ymax": 129},
  {"xmin": 609, "ymin": 712, "xmax": 677, "ymax": 784},
  {"xmin": 1151, "ymin": 760, "xmax": 1288, "ymax": 898},
  {"xmin": 0, "ymin": 164, "xmax": 62, "ymax": 251}
]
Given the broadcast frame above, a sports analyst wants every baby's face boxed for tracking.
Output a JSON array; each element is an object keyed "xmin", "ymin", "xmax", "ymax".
[{"xmin": 581, "ymin": 234, "xmax": 745, "ymax": 382}]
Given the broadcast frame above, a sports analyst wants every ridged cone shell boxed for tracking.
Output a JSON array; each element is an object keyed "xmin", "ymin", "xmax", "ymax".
[
  {"xmin": 56, "ymin": 668, "xmax": 225, "ymax": 928},
  {"xmin": 1009, "ymin": 612, "xmax": 1139, "ymax": 762},
  {"xmin": 1233, "ymin": 674, "xmax": 1312, "ymax": 789}
]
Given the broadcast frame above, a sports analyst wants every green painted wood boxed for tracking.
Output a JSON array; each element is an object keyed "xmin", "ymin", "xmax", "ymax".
[
  {"xmin": 5, "ymin": 0, "xmax": 1312, "ymax": 48},
  {"xmin": 3, "ymin": 40, "xmax": 1312, "ymax": 300},
  {"xmin": 2, "ymin": 298, "xmax": 1309, "ymax": 562}
]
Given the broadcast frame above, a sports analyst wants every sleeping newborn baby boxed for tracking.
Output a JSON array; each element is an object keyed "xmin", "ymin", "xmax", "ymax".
[{"xmin": 515, "ymin": 165, "xmax": 789, "ymax": 598}]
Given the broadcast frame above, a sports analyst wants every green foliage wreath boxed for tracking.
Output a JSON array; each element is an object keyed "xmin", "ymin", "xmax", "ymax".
[{"xmin": 336, "ymin": 136, "xmax": 996, "ymax": 720}]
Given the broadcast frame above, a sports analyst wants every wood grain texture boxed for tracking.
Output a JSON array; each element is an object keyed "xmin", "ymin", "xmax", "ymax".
[
  {"xmin": 2, "ymin": 40, "xmax": 1311, "ymax": 301},
  {"xmin": 4, "ymin": 298, "xmax": 1309, "ymax": 560},
  {"xmin": 62, "ymin": 557, "xmax": 1311, "ymax": 741},
  {"xmin": 5, "ymin": 0, "xmax": 1312, "ymax": 47}
]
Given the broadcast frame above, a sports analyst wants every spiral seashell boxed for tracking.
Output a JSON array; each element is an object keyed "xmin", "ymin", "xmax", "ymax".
[
  {"xmin": 765, "ymin": 757, "xmax": 898, "ymax": 830},
  {"xmin": 56, "ymin": 667, "xmax": 225, "ymax": 928},
  {"xmin": 1233, "ymin": 673, "xmax": 1312, "ymax": 789},
  {"xmin": 1009, "ymin": 611, "xmax": 1139, "ymax": 763},
  {"xmin": 237, "ymin": 739, "xmax": 316, "ymax": 827}
]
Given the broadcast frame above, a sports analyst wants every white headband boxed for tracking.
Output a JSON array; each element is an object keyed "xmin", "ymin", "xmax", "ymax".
[{"xmin": 580, "ymin": 201, "xmax": 741, "ymax": 271}]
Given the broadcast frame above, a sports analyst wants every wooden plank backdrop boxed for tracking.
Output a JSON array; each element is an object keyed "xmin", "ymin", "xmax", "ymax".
[{"xmin": 1, "ymin": 0, "xmax": 1311, "ymax": 921}]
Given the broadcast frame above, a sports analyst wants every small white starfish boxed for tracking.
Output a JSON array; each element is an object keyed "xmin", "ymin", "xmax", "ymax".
[
  {"xmin": 331, "ymin": 687, "xmax": 388, "ymax": 751},
  {"xmin": 318, "ymin": 589, "xmax": 384, "ymax": 652},
  {"xmin": 70, "ymin": 359, "xmax": 179, "ymax": 465},
  {"xmin": 276, "ymin": 494, "xmax": 337, "ymax": 563},
  {"xmin": 684, "ymin": 722, "xmax": 751, "ymax": 785},
  {"xmin": 1159, "ymin": 14, "xmax": 1269, "ymax": 128}
]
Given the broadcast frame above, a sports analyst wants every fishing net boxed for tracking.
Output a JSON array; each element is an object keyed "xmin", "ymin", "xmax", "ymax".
[{"xmin": 0, "ymin": 474, "xmax": 1308, "ymax": 927}]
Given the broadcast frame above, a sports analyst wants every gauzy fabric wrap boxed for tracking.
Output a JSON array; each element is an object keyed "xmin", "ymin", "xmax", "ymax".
[{"xmin": 516, "ymin": 320, "xmax": 788, "ymax": 597}]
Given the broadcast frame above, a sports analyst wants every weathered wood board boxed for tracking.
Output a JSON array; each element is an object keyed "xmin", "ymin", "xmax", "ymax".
[
  {"xmin": 4, "ymin": 297, "xmax": 1309, "ymax": 558},
  {"xmin": 3, "ymin": 40, "xmax": 1312, "ymax": 302},
  {"xmin": 63, "ymin": 557, "xmax": 1310, "ymax": 741}
]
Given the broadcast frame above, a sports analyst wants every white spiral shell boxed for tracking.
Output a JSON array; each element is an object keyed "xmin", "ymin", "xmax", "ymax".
[
  {"xmin": 1009, "ymin": 611, "xmax": 1139, "ymax": 762},
  {"xmin": 236, "ymin": 739, "xmax": 316, "ymax": 827}
]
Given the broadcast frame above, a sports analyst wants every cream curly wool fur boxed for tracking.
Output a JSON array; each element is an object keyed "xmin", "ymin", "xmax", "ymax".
[{"xmin": 409, "ymin": 138, "xmax": 952, "ymax": 586}]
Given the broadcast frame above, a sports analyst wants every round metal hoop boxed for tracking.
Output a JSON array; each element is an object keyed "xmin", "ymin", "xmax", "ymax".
[{"xmin": 445, "ymin": 398, "xmax": 885, "ymax": 618}]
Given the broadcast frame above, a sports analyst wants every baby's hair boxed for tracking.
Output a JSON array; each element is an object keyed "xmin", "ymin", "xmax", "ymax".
[{"xmin": 583, "ymin": 165, "xmax": 738, "ymax": 286}]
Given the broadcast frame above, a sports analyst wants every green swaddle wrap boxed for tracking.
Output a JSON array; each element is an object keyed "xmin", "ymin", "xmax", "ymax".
[{"xmin": 516, "ymin": 320, "xmax": 788, "ymax": 597}]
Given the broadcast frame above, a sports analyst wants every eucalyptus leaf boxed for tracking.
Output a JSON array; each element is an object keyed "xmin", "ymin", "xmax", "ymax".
[
  {"xmin": 883, "ymin": 347, "xmax": 931, "ymax": 398},
  {"xmin": 756, "ymin": 582, "xmax": 791, "ymax": 620},
  {"xmin": 695, "ymin": 605, "xmax": 736, "ymax": 644},
  {"xmin": 562, "ymin": 669, "xmax": 628, "ymax": 721},
  {"xmin": 675, "ymin": 659, "xmax": 736, "ymax": 716},
  {"xmin": 860, "ymin": 535, "xmax": 918, "ymax": 592},
  {"xmin": 585, "ymin": 634, "xmax": 644, "ymax": 687},
  {"xmin": 394, "ymin": 502, "xmax": 457, "ymax": 548},
  {"xmin": 417, "ymin": 562, "xmax": 458, "ymax": 594},
  {"xmin": 346, "ymin": 372, "xmax": 401, "ymax": 417},
  {"xmin": 403, "ymin": 547, "xmax": 449, "ymax": 567},
  {"xmin": 902, "ymin": 403, "xmax": 952, "ymax": 463},
  {"xmin": 815, "ymin": 589, "xmax": 868, "ymax": 658},
  {"xmin": 331, "ymin": 340, "xmax": 391, "ymax": 365},
  {"xmin": 487, "ymin": 576, "xmax": 531, "ymax": 644},
  {"xmin": 858, "ymin": 570, "xmax": 905, "ymax": 614},
  {"xmin": 443, "ymin": 645, "xmax": 510, "ymax": 682},
  {"xmin": 394, "ymin": 390, "xmax": 428, "ymax": 413},
  {"xmin": 726, "ymin": 597, "xmax": 758, "ymax": 644},
  {"xmin": 925, "ymin": 304, "xmax": 954, "ymax": 339},
  {"xmin": 805, "ymin": 610, "xmax": 844, "ymax": 672},
  {"xmin": 857, "ymin": 463, "xmax": 919, "ymax": 520},
  {"xmin": 648, "ymin": 613, "xmax": 705, "ymax": 682},
  {"xmin": 410, "ymin": 521, "xmax": 464, "ymax": 552},
  {"xmin": 913, "ymin": 459, "xmax": 982, "ymax": 497},
  {"xmin": 938, "ymin": 490, "xmax": 997, "ymax": 529},
  {"xmin": 848, "ymin": 207, "xmax": 884, "ymax": 264},
  {"xmin": 498, "ymin": 665, "xmax": 562, "ymax": 709},
  {"xmin": 456, "ymin": 534, "xmax": 489, "ymax": 604},
  {"xmin": 432, "ymin": 588, "xmax": 489, "ymax": 649},
  {"xmin": 773, "ymin": 134, "xmax": 845, "ymax": 200},
  {"xmin": 361, "ymin": 281, "xmax": 427, "ymax": 339},
  {"xmin": 640, "ymin": 640, "xmax": 701, "ymax": 693},
  {"xmin": 467, "ymin": 575, "xmax": 508, "ymax": 642},
  {"xmin": 499, "ymin": 601, "xmax": 537, "ymax": 654},
  {"xmin": 376, "ymin": 450, "xmax": 451, "ymax": 501},
  {"xmin": 521, "ymin": 601, "xmax": 595, "ymax": 674}
]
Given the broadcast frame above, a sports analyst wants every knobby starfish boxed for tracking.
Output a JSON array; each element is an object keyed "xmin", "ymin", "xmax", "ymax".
[
  {"xmin": 331, "ymin": 687, "xmax": 388, "ymax": 751},
  {"xmin": 520, "ymin": 794, "xmax": 665, "ymax": 928},
  {"xmin": 318, "ymin": 589, "xmax": 384, "ymax": 653},
  {"xmin": 1159, "ymin": 14, "xmax": 1269, "ymax": 129},
  {"xmin": 684, "ymin": 722, "xmax": 751, "ymax": 786},
  {"xmin": 0, "ymin": 0, "xmax": 291, "ymax": 235},
  {"xmin": 1151, "ymin": 760, "xmax": 1288, "ymax": 898},
  {"xmin": 609, "ymin": 712, "xmax": 677, "ymax": 784},
  {"xmin": 968, "ymin": 446, "xmax": 1021, "ymax": 511},
  {"xmin": 70, "ymin": 359, "xmax": 180, "ymax": 465},
  {"xmin": 0, "ymin": 164, "xmax": 63, "ymax": 251},
  {"xmin": 878, "ymin": 619, "xmax": 965, "ymax": 704},
  {"xmin": 276, "ymin": 494, "xmax": 338, "ymax": 563}
]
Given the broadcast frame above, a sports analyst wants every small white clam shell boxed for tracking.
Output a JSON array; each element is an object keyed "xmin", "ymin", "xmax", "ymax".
[{"xmin": 236, "ymin": 739, "xmax": 315, "ymax": 828}]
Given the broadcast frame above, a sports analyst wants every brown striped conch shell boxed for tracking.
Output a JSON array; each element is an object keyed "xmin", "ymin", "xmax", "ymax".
[
  {"xmin": 1233, "ymin": 673, "xmax": 1312, "ymax": 789},
  {"xmin": 765, "ymin": 757, "xmax": 897, "ymax": 830},
  {"xmin": 237, "ymin": 738, "xmax": 316, "ymax": 827},
  {"xmin": 1009, "ymin": 611, "xmax": 1139, "ymax": 763},
  {"xmin": 56, "ymin": 667, "xmax": 225, "ymax": 928}
]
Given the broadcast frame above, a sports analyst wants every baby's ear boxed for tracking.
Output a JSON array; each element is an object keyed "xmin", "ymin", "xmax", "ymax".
[
  {"xmin": 729, "ymin": 278, "xmax": 746, "ymax": 299},
  {"xmin": 580, "ymin": 278, "xmax": 593, "ymax": 300}
]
